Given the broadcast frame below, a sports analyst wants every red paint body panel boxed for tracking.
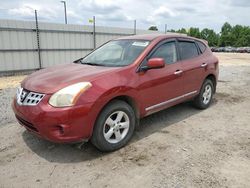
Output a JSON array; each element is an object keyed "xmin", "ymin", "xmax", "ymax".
[
  {"xmin": 12, "ymin": 34, "xmax": 219, "ymax": 143},
  {"xmin": 22, "ymin": 63, "xmax": 120, "ymax": 94},
  {"xmin": 137, "ymin": 62, "xmax": 183, "ymax": 114}
]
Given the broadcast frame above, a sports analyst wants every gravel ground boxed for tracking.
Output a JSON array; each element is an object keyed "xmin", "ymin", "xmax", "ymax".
[
  {"xmin": 0, "ymin": 74, "xmax": 26, "ymax": 126},
  {"xmin": 0, "ymin": 75, "xmax": 26, "ymax": 90},
  {"xmin": 0, "ymin": 88, "xmax": 16, "ymax": 126},
  {"xmin": 0, "ymin": 53, "xmax": 250, "ymax": 188}
]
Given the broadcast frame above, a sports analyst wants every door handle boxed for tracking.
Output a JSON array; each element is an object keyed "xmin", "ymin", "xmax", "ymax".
[
  {"xmin": 174, "ymin": 70, "xmax": 183, "ymax": 75},
  {"xmin": 201, "ymin": 63, "xmax": 208, "ymax": 67}
]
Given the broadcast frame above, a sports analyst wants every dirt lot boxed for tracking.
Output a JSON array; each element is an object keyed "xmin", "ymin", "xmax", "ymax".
[{"xmin": 0, "ymin": 53, "xmax": 250, "ymax": 188}]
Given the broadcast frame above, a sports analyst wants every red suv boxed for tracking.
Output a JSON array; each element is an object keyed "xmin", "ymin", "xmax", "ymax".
[{"xmin": 12, "ymin": 34, "xmax": 219, "ymax": 151}]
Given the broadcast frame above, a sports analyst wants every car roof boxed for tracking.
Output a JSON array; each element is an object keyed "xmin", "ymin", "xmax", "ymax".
[{"xmin": 117, "ymin": 33, "xmax": 190, "ymax": 41}]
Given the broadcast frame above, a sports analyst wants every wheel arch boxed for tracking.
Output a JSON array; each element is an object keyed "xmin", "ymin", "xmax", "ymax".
[
  {"xmin": 205, "ymin": 74, "xmax": 217, "ymax": 93},
  {"xmin": 90, "ymin": 94, "xmax": 141, "ymax": 138},
  {"xmin": 108, "ymin": 95, "xmax": 140, "ymax": 120}
]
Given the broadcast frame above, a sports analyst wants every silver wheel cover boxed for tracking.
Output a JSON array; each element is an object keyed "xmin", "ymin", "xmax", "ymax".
[{"xmin": 103, "ymin": 111, "xmax": 130, "ymax": 144}]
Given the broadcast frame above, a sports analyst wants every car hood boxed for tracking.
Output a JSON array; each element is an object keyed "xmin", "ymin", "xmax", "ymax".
[{"xmin": 22, "ymin": 63, "xmax": 119, "ymax": 94}]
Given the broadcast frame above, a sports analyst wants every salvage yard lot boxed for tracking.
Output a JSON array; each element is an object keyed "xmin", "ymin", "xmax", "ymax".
[{"xmin": 0, "ymin": 53, "xmax": 250, "ymax": 187}]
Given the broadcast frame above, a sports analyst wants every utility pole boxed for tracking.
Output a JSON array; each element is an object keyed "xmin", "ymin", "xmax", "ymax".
[
  {"xmin": 134, "ymin": 20, "xmax": 136, "ymax": 35},
  {"xmin": 165, "ymin": 24, "xmax": 167, "ymax": 34},
  {"xmin": 60, "ymin": 1, "xmax": 67, "ymax": 24},
  {"xmin": 34, "ymin": 10, "xmax": 42, "ymax": 69},
  {"xmin": 93, "ymin": 16, "xmax": 96, "ymax": 49}
]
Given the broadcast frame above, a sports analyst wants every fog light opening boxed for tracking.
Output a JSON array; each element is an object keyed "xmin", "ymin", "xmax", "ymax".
[{"xmin": 57, "ymin": 125, "xmax": 65, "ymax": 135}]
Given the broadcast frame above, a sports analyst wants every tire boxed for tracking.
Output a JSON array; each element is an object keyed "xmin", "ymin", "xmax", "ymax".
[
  {"xmin": 91, "ymin": 100, "xmax": 136, "ymax": 152},
  {"xmin": 193, "ymin": 79, "xmax": 214, "ymax": 109}
]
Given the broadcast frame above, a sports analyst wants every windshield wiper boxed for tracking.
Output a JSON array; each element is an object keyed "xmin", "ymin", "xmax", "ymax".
[
  {"xmin": 73, "ymin": 58, "xmax": 83, "ymax": 63},
  {"xmin": 81, "ymin": 61, "xmax": 104, "ymax": 66}
]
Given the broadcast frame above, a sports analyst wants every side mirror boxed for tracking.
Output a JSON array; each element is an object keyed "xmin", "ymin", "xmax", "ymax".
[
  {"xmin": 147, "ymin": 58, "xmax": 165, "ymax": 69},
  {"xmin": 140, "ymin": 58, "xmax": 165, "ymax": 72}
]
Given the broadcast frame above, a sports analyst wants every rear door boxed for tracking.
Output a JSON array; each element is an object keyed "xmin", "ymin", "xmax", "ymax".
[
  {"xmin": 177, "ymin": 39, "xmax": 206, "ymax": 95},
  {"xmin": 137, "ymin": 39, "xmax": 184, "ymax": 115}
]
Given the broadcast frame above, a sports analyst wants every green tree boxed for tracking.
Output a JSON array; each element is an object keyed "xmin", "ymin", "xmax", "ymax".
[
  {"xmin": 221, "ymin": 22, "xmax": 232, "ymax": 35},
  {"xmin": 201, "ymin": 28, "xmax": 219, "ymax": 46},
  {"xmin": 231, "ymin": 25, "xmax": 243, "ymax": 46},
  {"xmin": 176, "ymin": 28, "xmax": 187, "ymax": 34},
  {"xmin": 168, "ymin": 29, "xmax": 176, "ymax": 33},
  {"xmin": 188, "ymin": 27, "xmax": 201, "ymax": 38},
  {"xmin": 148, "ymin": 26, "xmax": 158, "ymax": 31},
  {"xmin": 219, "ymin": 22, "xmax": 234, "ymax": 46},
  {"xmin": 231, "ymin": 25, "xmax": 250, "ymax": 47},
  {"xmin": 166, "ymin": 23, "xmax": 250, "ymax": 47}
]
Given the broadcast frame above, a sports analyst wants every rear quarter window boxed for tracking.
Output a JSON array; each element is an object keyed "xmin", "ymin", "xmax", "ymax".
[
  {"xmin": 178, "ymin": 41, "xmax": 199, "ymax": 60},
  {"xmin": 197, "ymin": 41, "xmax": 207, "ymax": 53}
]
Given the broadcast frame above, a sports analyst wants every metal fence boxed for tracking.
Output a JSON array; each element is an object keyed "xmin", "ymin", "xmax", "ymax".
[{"xmin": 0, "ymin": 19, "xmax": 161, "ymax": 74}]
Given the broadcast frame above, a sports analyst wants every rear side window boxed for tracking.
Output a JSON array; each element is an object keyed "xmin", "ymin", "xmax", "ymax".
[
  {"xmin": 197, "ymin": 41, "xmax": 206, "ymax": 53},
  {"xmin": 178, "ymin": 41, "xmax": 199, "ymax": 60},
  {"xmin": 151, "ymin": 42, "xmax": 177, "ymax": 64}
]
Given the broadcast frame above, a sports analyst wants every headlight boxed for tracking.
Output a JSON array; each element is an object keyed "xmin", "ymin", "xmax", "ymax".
[
  {"xmin": 49, "ymin": 82, "xmax": 92, "ymax": 107},
  {"xmin": 16, "ymin": 85, "xmax": 22, "ymax": 99}
]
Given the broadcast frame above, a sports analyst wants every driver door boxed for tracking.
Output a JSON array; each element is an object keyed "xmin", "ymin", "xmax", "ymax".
[{"xmin": 137, "ymin": 39, "xmax": 184, "ymax": 115}]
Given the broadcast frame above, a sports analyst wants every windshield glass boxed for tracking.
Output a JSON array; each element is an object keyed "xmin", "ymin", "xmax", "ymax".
[{"xmin": 81, "ymin": 40, "xmax": 150, "ymax": 67}]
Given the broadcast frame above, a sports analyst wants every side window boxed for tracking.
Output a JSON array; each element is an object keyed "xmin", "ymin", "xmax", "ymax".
[
  {"xmin": 197, "ymin": 41, "xmax": 206, "ymax": 53},
  {"xmin": 178, "ymin": 41, "xmax": 199, "ymax": 60},
  {"xmin": 151, "ymin": 42, "xmax": 177, "ymax": 64}
]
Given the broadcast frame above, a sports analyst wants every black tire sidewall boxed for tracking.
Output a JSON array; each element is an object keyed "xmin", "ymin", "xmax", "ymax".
[
  {"xmin": 91, "ymin": 100, "xmax": 135, "ymax": 151},
  {"xmin": 195, "ymin": 79, "xmax": 214, "ymax": 109}
]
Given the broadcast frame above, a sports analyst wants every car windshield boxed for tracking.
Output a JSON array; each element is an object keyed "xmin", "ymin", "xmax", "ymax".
[{"xmin": 80, "ymin": 40, "xmax": 150, "ymax": 67}]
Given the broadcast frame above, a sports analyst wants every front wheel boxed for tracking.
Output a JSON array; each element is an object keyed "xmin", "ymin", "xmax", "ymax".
[
  {"xmin": 91, "ymin": 100, "xmax": 135, "ymax": 152},
  {"xmin": 193, "ymin": 79, "xmax": 214, "ymax": 109}
]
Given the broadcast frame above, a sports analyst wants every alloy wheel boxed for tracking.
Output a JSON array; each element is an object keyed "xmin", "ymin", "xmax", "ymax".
[
  {"xmin": 103, "ymin": 111, "xmax": 130, "ymax": 144},
  {"xmin": 202, "ymin": 84, "xmax": 212, "ymax": 105}
]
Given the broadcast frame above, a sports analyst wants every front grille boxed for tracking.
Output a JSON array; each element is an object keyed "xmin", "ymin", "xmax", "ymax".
[
  {"xmin": 16, "ymin": 87, "xmax": 45, "ymax": 106},
  {"xmin": 16, "ymin": 115, "xmax": 39, "ymax": 132}
]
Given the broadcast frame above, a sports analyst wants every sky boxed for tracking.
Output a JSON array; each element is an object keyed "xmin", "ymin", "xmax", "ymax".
[{"xmin": 0, "ymin": 0, "xmax": 250, "ymax": 32}]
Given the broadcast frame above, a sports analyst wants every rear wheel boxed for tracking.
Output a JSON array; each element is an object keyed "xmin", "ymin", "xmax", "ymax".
[
  {"xmin": 193, "ymin": 79, "xmax": 214, "ymax": 109},
  {"xmin": 91, "ymin": 100, "xmax": 135, "ymax": 152}
]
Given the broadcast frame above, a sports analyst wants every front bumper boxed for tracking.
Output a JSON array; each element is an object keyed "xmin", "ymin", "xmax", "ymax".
[{"xmin": 12, "ymin": 95, "xmax": 96, "ymax": 143}]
